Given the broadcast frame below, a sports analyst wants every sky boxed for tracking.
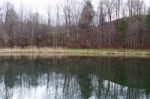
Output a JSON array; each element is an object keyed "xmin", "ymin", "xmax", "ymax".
[
  {"xmin": 0, "ymin": 0, "xmax": 150, "ymax": 16},
  {"xmin": 0, "ymin": 0, "xmax": 102, "ymax": 15}
]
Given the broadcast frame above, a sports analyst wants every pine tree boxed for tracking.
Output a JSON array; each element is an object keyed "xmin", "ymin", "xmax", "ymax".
[
  {"xmin": 118, "ymin": 20, "xmax": 128, "ymax": 48},
  {"xmin": 79, "ymin": 0, "xmax": 94, "ymax": 29},
  {"xmin": 146, "ymin": 7, "xmax": 150, "ymax": 27}
]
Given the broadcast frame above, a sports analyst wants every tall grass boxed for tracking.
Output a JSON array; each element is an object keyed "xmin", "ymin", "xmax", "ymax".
[{"xmin": 0, "ymin": 47, "xmax": 149, "ymax": 57}]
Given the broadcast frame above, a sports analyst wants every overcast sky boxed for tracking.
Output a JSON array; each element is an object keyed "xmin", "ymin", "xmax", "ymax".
[
  {"xmin": 0, "ymin": 0, "xmax": 150, "ymax": 16},
  {"xmin": 0, "ymin": 0, "xmax": 99, "ymax": 18}
]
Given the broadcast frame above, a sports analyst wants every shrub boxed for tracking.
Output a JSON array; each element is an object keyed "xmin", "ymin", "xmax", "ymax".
[{"xmin": 118, "ymin": 20, "xmax": 128, "ymax": 48}]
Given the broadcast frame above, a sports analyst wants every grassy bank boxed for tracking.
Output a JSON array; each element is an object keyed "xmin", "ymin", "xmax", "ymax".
[{"xmin": 0, "ymin": 48, "xmax": 149, "ymax": 57}]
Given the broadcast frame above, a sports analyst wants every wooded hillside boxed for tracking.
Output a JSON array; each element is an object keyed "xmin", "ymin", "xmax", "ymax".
[{"xmin": 0, "ymin": 0, "xmax": 149, "ymax": 49}]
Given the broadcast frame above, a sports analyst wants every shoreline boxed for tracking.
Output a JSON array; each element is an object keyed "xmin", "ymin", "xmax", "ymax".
[{"xmin": 0, "ymin": 48, "xmax": 149, "ymax": 57}]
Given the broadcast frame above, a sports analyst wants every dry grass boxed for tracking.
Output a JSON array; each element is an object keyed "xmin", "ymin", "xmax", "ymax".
[{"xmin": 0, "ymin": 47, "xmax": 149, "ymax": 57}]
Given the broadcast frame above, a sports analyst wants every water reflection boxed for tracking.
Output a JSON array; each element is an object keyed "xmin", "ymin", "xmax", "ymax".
[{"xmin": 0, "ymin": 56, "xmax": 150, "ymax": 99}]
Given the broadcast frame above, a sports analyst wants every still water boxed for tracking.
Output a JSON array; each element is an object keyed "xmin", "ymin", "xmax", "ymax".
[{"xmin": 0, "ymin": 56, "xmax": 150, "ymax": 99}]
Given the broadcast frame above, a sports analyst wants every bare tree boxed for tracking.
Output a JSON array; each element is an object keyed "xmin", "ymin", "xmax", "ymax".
[
  {"xmin": 62, "ymin": 0, "xmax": 72, "ymax": 37},
  {"xmin": 56, "ymin": 5, "xmax": 60, "ymax": 26},
  {"xmin": 126, "ymin": 0, "xmax": 144, "ymax": 16},
  {"xmin": 0, "ymin": 0, "xmax": 149, "ymax": 49},
  {"xmin": 97, "ymin": 0, "xmax": 106, "ymax": 26},
  {"xmin": 0, "ymin": 7, "xmax": 3, "ymax": 22},
  {"xmin": 114, "ymin": 0, "xmax": 122, "ymax": 19},
  {"xmin": 132, "ymin": 0, "xmax": 145, "ymax": 15},
  {"xmin": 47, "ymin": 5, "xmax": 51, "ymax": 29},
  {"xmin": 121, "ymin": 3, "xmax": 127, "ymax": 18},
  {"xmin": 103, "ymin": 0, "xmax": 115, "ymax": 22}
]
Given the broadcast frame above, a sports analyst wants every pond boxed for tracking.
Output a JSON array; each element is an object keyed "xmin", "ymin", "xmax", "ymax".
[{"xmin": 0, "ymin": 56, "xmax": 150, "ymax": 99}]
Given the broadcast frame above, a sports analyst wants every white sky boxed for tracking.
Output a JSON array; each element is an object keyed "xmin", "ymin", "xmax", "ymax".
[
  {"xmin": 0, "ymin": 0, "xmax": 99, "ymax": 20},
  {"xmin": 0, "ymin": 0, "xmax": 150, "ymax": 16},
  {"xmin": 0, "ymin": 0, "xmax": 105, "ymax": 15}
]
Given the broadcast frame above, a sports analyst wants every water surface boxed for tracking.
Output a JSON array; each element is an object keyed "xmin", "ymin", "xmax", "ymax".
[{"xmin": 0, "ymin": 56, "xmax": 150, "ymax": 99}]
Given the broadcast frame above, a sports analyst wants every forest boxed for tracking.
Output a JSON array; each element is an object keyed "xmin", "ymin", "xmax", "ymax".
[{"xmin": 0, "ymin": 0, "xmax": 150, "ymax": 49}]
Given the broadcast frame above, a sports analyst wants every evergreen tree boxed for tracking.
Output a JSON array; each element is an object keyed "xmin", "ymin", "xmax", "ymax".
[
  {"xmin": 79, "ymin": 0, "xmax": 94, "ymax": 29},
  {"xmin": 118, "ymin": 20, "xmax": 128, "ymax": 48},
  {"xmin": 5, "ymin": 4, "xmax": 18, "ymax": 47},
  {"xmin": 146, "ymin": 7, "xmax": 150, "ymax": 27}
]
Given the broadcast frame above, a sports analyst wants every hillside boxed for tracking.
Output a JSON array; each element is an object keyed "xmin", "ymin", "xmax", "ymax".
[
  {"xmin": 64, "ymin": 15, "xmax": 150, "ymax": 49},
  {"xmin": 0, "ymin": 0, "xmax": 150, "ymax": 49}
]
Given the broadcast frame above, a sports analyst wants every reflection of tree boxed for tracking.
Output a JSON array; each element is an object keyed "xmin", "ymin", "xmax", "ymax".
[
  {"xmin": 77, "ymin": 73, "xmax": 92, "ymax": 99},
  {"xmin": 145, "ymin": 60, "xmax": 150, "ymax": 98},
  {"xmin": 4, "ymin": 64, "xmax": 17, "ymax": 88},
  {"xmin": 62, "ymin": 72, "xmax": 71, "ymax": 99},
  {"xmin": 115, "ymin": 58, "xmax": 127, "ymax": 85},
  {"xmin": 0, "ymin": 57, "xmax": 150, "ymax": 99},
  {"xmin": 145, "ymin": 76, "xmax": 150, "ymax": 97},
  {"xmin": 96, "ymin": 77, "xmax": 104, "ymax": 98}
]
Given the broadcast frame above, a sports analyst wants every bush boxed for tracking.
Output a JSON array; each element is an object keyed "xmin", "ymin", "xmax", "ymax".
[
  {"xmin": 118, "ymin": 20, "xmax": 128, "ymax": 48},
  {"xmin": 146, "ymin": 14, "xmax": 150, "ymax": 27}
]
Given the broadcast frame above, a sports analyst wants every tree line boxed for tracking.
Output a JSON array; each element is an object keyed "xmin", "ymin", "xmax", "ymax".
[{"xmin": 0, "ymin": 0, "xmax": 150, "ymax": 49}]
